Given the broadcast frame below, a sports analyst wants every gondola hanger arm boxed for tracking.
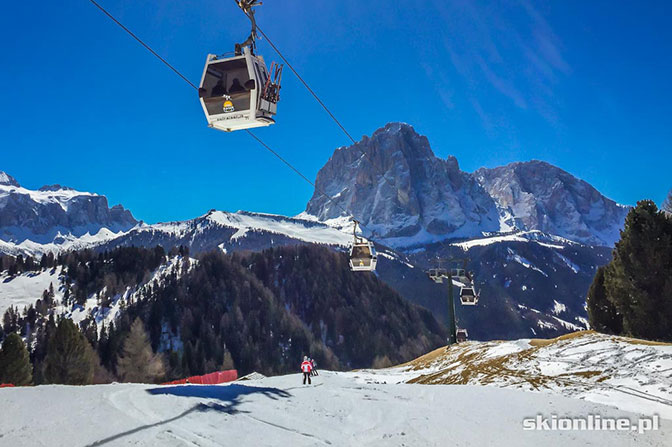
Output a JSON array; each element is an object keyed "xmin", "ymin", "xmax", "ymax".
[{"xmin": 234, "ymin": 0, "xmax": 261, "ymax": 54}]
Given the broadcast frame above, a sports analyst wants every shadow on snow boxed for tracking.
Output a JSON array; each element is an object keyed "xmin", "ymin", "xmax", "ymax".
[{"xmin": 85, "ymin": 384, "xmax": 291, "ymax": 447}]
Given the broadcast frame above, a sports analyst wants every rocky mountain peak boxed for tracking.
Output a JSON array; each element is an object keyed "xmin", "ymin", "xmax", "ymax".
[
  {"xmin": 0, "ymin": 173, "xmax": 138, "ymax": 248},
  {"xmin": 0, "ymin": 171, "xmax": 20, "ymax": 187},
  {"xmin": 305, "ymin": 124, "xmax": 500, "ymax": 246},
  {"xmin": 305, "ymin": 123, "xmax": 629, "ymax": 248}
]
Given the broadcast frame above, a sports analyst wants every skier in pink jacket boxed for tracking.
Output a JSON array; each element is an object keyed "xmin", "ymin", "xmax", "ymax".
[{"xmin": 301, "ymin": 356, "xmax": 313, "ymax": 385}]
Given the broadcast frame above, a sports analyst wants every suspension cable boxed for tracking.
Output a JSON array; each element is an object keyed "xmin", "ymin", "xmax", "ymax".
[
  {"xmin": 244, "ymin": 130, "xmax": 353, "ymax": 218},
  {"xmin": 254, "ymin": 26, "xmax": 358, "ymax": 145},
  {"xmin": 88, "ymin": 0, "xmax": 198, "ymax": 90},
  {"xmin": 87, "ymin": 0, "xmax": 367, "ymax": 235},
  {"xmin": 253, "ymin": 23, "xmax": 407, "ymax": 213}
]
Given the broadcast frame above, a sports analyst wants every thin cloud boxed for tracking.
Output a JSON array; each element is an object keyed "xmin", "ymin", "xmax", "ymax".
[{"xmin": 426, "ymin": 0, "xmax": 570, "ymax": 128}]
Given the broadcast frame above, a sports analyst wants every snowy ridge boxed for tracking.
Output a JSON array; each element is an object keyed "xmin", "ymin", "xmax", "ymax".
[
  {"xmin": 0, "ymin": 210, "xmax": 354, "ymax": 257},
  {"xmin": 0, "ymin": 227, "xmax": 132, "ymax": 257},
  {"xmin": 205, "ymin": 211, "xmax": 352, "ymax": 246},
  {"xmin": 0, "ymin": 172, "xmax": 137, "ymax": 256},
  {"xmin": 452, "ymin": 230, "xmax": 575, "ymax": 250},
  {"xmin": 0, "ymin": 182, "xmax": 99, "ymax": 212}
]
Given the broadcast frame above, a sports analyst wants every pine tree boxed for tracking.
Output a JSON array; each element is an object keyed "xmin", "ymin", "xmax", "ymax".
[
  {"xmin": 586, "ymin": 266, "xmax": 622, "ymax": 334},
  {"xmin": 663, "ymin": 189, "xmax": 672, "ymax": 214},
  {"xmin": 603, "ymin": 200, "xmax": 672, "ymax": 341},
  {"xmin": 221, "ymin": 350, "xmax": 235, "ymax": 371},
  {"xmin": 0, "ymin": 333, "xmax": 33, "ymax": 385},
  {"xmin": 44, "ymin": 319, "xmax": 96, "ymax": 385},
  {"xmin": 116, "ymin": 318, "xmax": 165, "ymax": 383}
]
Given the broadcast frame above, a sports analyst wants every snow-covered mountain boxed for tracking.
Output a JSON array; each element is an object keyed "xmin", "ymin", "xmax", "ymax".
[
  {"xmin": 305, "ymin": 122, "xmax": 628, "ymax": 248},
  {"xmin": 94, "ymin": 210, "xmax": 353, "ymax": 254},
  {"xmin": 0, "ymin": 171, "xmax": 137, "ymax": 255},
  {"xmin": 0, "ymin": 125, "xmax": 634, "ymax": 341},
  {"xmin": 475, "ymin": 161, "xmax": 629, "ymax": 247}
]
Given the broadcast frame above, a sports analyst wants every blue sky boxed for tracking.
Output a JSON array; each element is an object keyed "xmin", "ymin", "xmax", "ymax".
[{"xmin": 1, "ymin": 0, "xmax": 670, "ymax": 223}]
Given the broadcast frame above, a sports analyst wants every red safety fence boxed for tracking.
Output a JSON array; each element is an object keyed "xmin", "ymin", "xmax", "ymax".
[
  {"xmin": 0, "ymin": 384, "xmax": 15, "ymax": 388},
  {"xmin": 161, "ymin": 369, "xmax": 238, "ymax": 386}
]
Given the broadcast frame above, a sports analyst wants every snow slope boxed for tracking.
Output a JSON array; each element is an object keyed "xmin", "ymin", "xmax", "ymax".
[
  {"xmin": 0, "ymin": 370, "xmax": 669, "ymax": 446},
  {"xmin": 377, "ymin": 331, "xmax": 672, "ymax": 420},
  {"xmin": 0, "ymin": 268, "xmax": 62, "ymax": 316}
]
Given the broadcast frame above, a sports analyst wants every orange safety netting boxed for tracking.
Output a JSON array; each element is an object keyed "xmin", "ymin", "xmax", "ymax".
[{"xmin": 161, "ymin": 369, "xmax": 238, "ymax": 386}]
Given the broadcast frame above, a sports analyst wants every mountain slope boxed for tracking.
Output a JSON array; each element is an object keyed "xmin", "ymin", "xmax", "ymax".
[
  {"xmin": 95, "ymin": 210, "xmax": 352, "ymax": 255},
  {"xmin": 375, "ymin": 230, "xmax": 610, "ymax": 340},
  {"xmin": 1, "ymin": 245, "xmax": 447, "ymax": 377},
  {"xmin": 120, "ymin": 246, "xmax": 446, "ymax": 373},
  {"xmin": 378, "ymin": 331, "xmax": 672, "ymax": 419}
]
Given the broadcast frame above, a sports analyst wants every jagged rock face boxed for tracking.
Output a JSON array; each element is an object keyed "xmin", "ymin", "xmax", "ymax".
[
  {"xmin": 0, "ymin": 171, "xmax": 137, "ymax": 244},
  {"xmin": 305, "ymin": 123, "xmax": 629, "ymax": 248},
  {"xmin": 305, "ymin": 123, "xmax": 501, "ymax": 246},
  {"xmin": 0, "ymin": 172, "xmax": 20, "ymax": 187},
  {"xmin": 474, "ymin": 162, "xmax": 629, "ymax": 247}
]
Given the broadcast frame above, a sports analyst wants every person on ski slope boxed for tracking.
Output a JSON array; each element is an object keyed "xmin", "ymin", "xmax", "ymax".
[
  {"xmin": 310, "ymin": 358, "xmax": 318, "ymax": 376},
  {"xmin": 301, "ymin": 356, "xmax": 313, "ymax": 384}
]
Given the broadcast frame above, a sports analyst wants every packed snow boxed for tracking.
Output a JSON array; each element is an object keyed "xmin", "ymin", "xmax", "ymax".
[{"xmin": 0, "ymin": 369, "xmax": 669, "ymax": 446}]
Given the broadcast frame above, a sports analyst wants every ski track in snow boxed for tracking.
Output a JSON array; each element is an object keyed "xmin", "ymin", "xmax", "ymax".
[{"xmin": 0, "ymin": 370, "xmax": 669, "ymax": 446}]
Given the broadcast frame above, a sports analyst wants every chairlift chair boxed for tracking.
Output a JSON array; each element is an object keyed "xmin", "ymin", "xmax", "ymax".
[
  {"xmin": 459, "ymin": 286, "xmax": 479, "ymax": 306},
  {"xmin": 428, "ymin": 268, "xmax": 447, "ymax": 283},
  {"xmin": 452, "ymin": 268, "xmax": 471, "ymax": 285},
  {"xmin": 198, "ymin": 47, "xmax": 282, "ymax": 132}
]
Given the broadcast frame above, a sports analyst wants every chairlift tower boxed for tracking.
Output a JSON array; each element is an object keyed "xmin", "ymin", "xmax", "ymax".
[{"xmin": 427, "ymin": 257, "xmax": 473, "ymax": 346}]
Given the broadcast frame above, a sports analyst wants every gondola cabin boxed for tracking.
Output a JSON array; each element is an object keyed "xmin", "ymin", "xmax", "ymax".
[
  {"xmin": 198, "ymin": 47, "xmax": 280, "ymax": 132},
  {"xmin": 459, "ymin": 286, "xmax": 479, "ymax": 306},
  {"xmin": 349, "ymin": 241, "xmax": 377, "ymax": 272},
  {"xmin": 456, "ymin": 328, "xmax": 469, "ymax": 343}
]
